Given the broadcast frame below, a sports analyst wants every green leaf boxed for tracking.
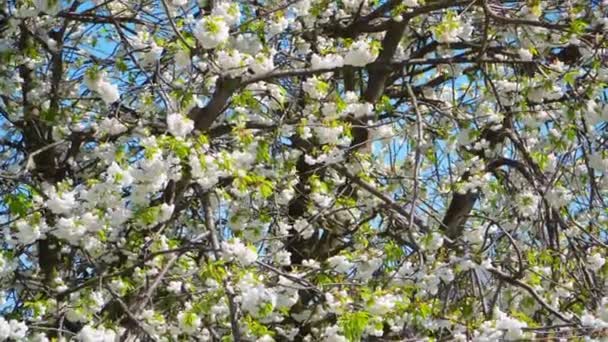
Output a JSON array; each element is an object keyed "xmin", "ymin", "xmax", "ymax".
[
  {"xmin": 244, "ymin": 315, "xmax": 275, "ymax": 337},
  {"xmin": 569, "ymin": 18, "xmax": 588, "ymax": 35},
  {"xmin": 201, "ymin": 260, "xmax": 227, "ymax": 283},
  {"xmin": 417, "ymin": 301, "xmax": 432, "ymax": 319},
  {"xmin": 528, "ymin": 273, "xmax": 542, "ymax": 286},
  {"xmin": 259, "ymin": 180, "xmax": 273, "ymax": 198},
  {"xmin": 137, "ymin": 206, "xmax": 160, "ymax": 226},
  {"xmin": 510, "ymin": 309, "xmax": 539, "ymax": 328},
  {"xmin": 564, "ymin": 126, "xmax": 577, "ymax": 141},
  {"xmin": 41, "ymin": 109, "xmax": 60, "ymax": 123},
  {"xmin": 160, "ymin": 136, "xmax": 190, "ymax": 159},
  {"xmin": 563, "ymin": 71, "xmax": 578, "ymax": 87},
  {"xmin": 384, "ymin": 240, "xmax": 404, "ymax": 263},
  {"xmin": 97, "ymin": 229, "xmax": 107, "ymax": 242},
  {"xmin": 339, "ymin": 311, "xmax": 370, "ymax": 342},
  {"xmin": 5, "ymin": 193, "xmax": 31, "ymax": 217},
  {"xmin": 256, "ymin": 141, "xmax": 271, "ymax": 163},
  {"xmin": 378, "ymin": 95, "xmax": 393, "ymax": 113},
  {"xmin": 197, "ymin": 134, "xmax": 209, "ymax": 146},
  {"xmin": 232, "ymin": 90, "xmax": 258, "ymax": 109},
  {"xmin": 531, "ymin": 151, "xmax": 549, "ymax": 171},
  {"xmin": 258, "ymin": 185, "xmax": 273, "ymax": 200},
  {"xmin": 116, "ymin": 58, "xmax": 128, "ymax": 72},
  {"xmin": 258, "ymin": 302, "xmax": 274, "ymax": 317}
]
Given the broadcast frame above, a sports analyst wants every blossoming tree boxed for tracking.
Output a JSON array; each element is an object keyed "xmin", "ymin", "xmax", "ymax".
[{"xmin": 1, "ymin": 0, "xmax": 608, "ymax": 340}]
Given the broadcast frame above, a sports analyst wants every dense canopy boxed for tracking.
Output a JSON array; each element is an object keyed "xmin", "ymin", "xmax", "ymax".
[{"xmin": 1, "ymin": 0, "xmax": 608, "ymax": 341}]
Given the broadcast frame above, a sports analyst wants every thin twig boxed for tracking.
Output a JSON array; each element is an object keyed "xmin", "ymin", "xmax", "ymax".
[
  {"xmin": 106, "ymin": 286, "xmax": 155, "ymax": 341},
  {"xmin": 488, "ymin": 267, "xmax": 576, "ymax": 324},
  {"xmin": 405, "ymin": 85, "xmax": 422, "ymax": 231},
  {"xmin": 160, "ymin": 0, "xmax": 194, "ymax": 50},
  {"xmin": 202, "ymin": 191, "xmax": 242, "ymax": 342}
]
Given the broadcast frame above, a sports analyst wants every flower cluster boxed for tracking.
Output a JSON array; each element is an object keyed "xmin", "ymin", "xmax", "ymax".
[{"xmin": 84, "ymin": 70, "xmax": 120, "ymax": 105}]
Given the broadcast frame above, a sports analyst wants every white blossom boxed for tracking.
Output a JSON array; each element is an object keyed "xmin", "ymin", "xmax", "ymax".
[
  {"xmin": 294, "ymin": 218, "xmax": 315, "ymax": 239},
  {"xmin": 97, "ymin": 82, "xmax": 120, "ymax": 104},
  {"xmin": 237, "ymin": 274, "xmax": 277, "ymax": 316},
  {"xmin": 518, "ymin": 48, "xmax": 533, "ymax": 61},
  {"xmin": 175, "ymin": 49, "xmax": 191, "ymax": 69},
  {"xmin": 311, "ymin": 53, "xmax": 344, "ymax": 70},
  {"xmin": 327, "ymin": 255, "xmax": 354, "ymax": 273},
  {"xmin": 302, "ymin": 76, "xmax": 328, "ymax": 99},
  {"xmin": 344, "ymin": 40, "xmax": 377, "ymax": 66},
  {"xmin": 194, "ymin": 16, "xmax": 230, "ymax": 49},
  {"xmin": 588, "ymin": 253, "xmax": 606, "ymax": 271},
  {"xmin": 293, "ymin": 0, "xmax": 311, "ymax": 16},
  {"xmin": 342, "ymin": 0, "xmax": 366, "ymax": 12},
  {"xmin": 98, "ymin": 117, "xmax": 127, "ymax": 136},
  {"xmin": 222, "ymin": 238, "xmax": 258, "ymax": 265},
  {"xmin": 495, "ymin": 310, "xmax": 527, "ymax": 340},
  {"xmin": 274, "ymin": 250, "xmax": 292, "ymax": 266},
  {"xmin": 167, "ymin": 280, "xmax": 182, "ymax": 293},
  {"xmin": 166, "ymin": 113, "xmax": 194, "ymax": 137},
  {"xmin": 589, "ymin": 153, "xmax": 608, "ymax": 172},
  {"xmin": 321, "ymin": 325, "xmax": 348, "ymax": 342},
  {"xmin": 84, "ymin": 72, "xmax": 120, "ymax": 105},
  {"xmin": 250, "ymin": 53, "xmax": 275, "ymax": 75},
  {"xmin": 368, "ymin": 293, "xmax": 397, "ymax": 315},
  {"xmin": 267, "ymin": 16, "xmax": 288, "ymax": 36},
  {"xmin": 212, "ymin": 2, "xmax": 241, "ymax": 26},
  {"xmin": 516, "ymin": 191, "xmax": 540, "ymax": 218},
  {"xmin": 76, "ymin": 325, "xmax": 117, "ymax": 342},
  {"xmin": 46, "ymin": 189, "xmax": 77, "ymax": 215},
  {"xmin": 177, "ymin": 310, "xmax": 201, "ymax": 334},
  {"xmin": 14, "ymin": 220, "xmax": 41, "ymax": 245},
  {"xmin": 159, "ymin": 203, "xmax": 174, "ymax": 222},
  {"xmin": 216, "ymin": 49, "xmax": 251, "ymax": 77},
  {"xmin": 314, "ymin": 125, "xmax": 343, "ymax": 145}
]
